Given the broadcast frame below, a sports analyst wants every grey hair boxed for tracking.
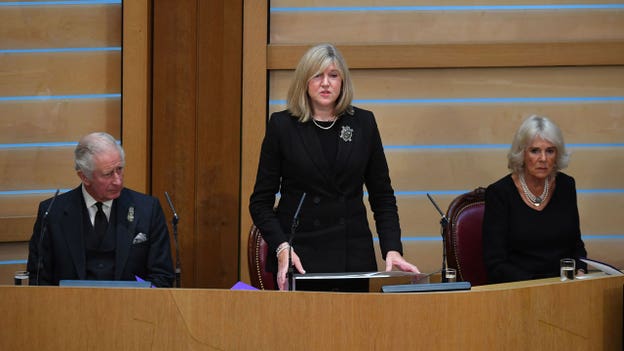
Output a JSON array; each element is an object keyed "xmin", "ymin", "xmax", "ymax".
[
  {"xmin": 507, "ymin": 115, "xmax": 570, "ymax": 174},
  {"xmin": 286, "ymin": 43, "xmax": 354, "ymax": 122},
  {"xmin": 74, "ymin": 132, "xmax": 125, "ymax": 179}
]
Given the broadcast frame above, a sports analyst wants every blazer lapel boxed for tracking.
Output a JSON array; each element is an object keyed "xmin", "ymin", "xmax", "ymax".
[
  {"xmin": 61, "ymin": 187, "xmax": 87, "ymax": 279},
  {"xmin": 334, "ymin": 114, "xmax": 356, "ymax": 176},
  {"xmin": 114, "ymin": 189, "xmax": 135, "ymax": 279}
]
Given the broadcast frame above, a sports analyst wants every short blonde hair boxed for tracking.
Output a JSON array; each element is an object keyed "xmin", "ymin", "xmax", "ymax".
[
  {"xmin": 507, "ymin": 115, "xmax": 570, "ymax": 174},
  {"xmin": 286, "ymin": 43, "xmax": 354, "ymax": 122}
]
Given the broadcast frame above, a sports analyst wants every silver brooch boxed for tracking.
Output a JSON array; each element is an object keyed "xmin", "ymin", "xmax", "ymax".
[
  {"xmin": 340, "ymin": 125, "xmax": 353, "ymax": 142},
  {"xmin": 127, "ymin": 206, "xmax": 135, "ymax": 223}
]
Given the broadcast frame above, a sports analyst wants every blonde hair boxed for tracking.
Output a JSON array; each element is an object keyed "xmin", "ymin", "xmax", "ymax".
[
  {"xmin": 286, "ymin": 43, "xmax": 354, "ymax": 122},
  {"xmin": 507, "ymin": 115, "xmax": 570, "ymax": 174}
]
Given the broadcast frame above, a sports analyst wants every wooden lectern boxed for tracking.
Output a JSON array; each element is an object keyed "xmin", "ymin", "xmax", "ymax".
[{"xmin": 0, "ymin": 274, "xmax": 622, "ymax": 350}]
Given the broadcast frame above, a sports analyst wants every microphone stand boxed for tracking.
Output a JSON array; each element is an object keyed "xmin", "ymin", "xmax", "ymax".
[
  {"xmin": 288, "ymin": 193, "xmax": 306, "ymax": 291},
  {"xmin": 426, "ymin": 193, "xmax": 449, "ymax": 273},
  {"xmin": 164, "ymin": 192, "xmax": 181, "ymax": 288},
  {"xmin": 37, "ymin": 189, "xmax": 60, "ymax": 285}
]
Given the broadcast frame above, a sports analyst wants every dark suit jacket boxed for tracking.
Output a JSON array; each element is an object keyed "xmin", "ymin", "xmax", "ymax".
[
  {"xmin": 249, "ymin": 107, "xmax": 403, "ymax": 274},
  {"xmin": 27, "ymin": 186, "xmax": 175, "ymax": 287}
]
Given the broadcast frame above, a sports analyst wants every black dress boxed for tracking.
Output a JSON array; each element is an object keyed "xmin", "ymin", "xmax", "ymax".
[{"xmin": 482, "ymin": 172, "xmax": 587, "ymax": 283}]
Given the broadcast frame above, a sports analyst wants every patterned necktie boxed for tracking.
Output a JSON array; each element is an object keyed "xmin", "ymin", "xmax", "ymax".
[{"xmin": 94, "ymin": 202, "xmax": 108, "ymax": 236}]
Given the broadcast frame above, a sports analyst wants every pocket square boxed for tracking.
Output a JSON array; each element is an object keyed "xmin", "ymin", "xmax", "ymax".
[{"xmin": 133, "ymin": 232, "xmax": 148, "ymax": 244}]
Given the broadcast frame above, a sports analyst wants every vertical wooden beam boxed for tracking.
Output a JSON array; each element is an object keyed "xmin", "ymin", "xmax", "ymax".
[
  {"xmin": 152, "ymin": 0, "xmax": 199, "ymax": 287},
  {"xmin": 240, "ymin": 0, "xmax": 268, "ymax": 284},
  {"xmin": 195, "ymin": 0, "xmax": 242, "ymax": 287},
  {"xmin": 152, "ymin": 0, "xmax": 242, "ymax": 288},
  {"xmin": 122, "ymin": 0, "xmax": 151, "ymax": 192}
]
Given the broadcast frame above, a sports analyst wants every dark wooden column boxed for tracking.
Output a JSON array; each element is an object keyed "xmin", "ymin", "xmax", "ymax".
[{"xmin": 151, "ymin": 0, "xmax": 242, "ymax": 288}]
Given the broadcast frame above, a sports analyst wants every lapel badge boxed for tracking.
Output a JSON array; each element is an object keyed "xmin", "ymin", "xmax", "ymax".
[
  {"xmin": 127, "ymin": 206, "xmax": 135, "ymax": 223},
  {"xmin": 340, "ymin": 125, "xmax": 353, "ymax": 142}
]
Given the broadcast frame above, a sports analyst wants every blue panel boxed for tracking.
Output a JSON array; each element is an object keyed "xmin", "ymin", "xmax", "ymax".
[
  {"xmin": 0, "ymin": 259, "xmax": 27, "ymax": 265},
  {"xmin": 271, "ymin": 5, "xmax": 624, "ymax": 13},
  {"xmin": 377, "ymin": 235, "xmax": 624, "ymax": 242},
  {"xmin": 0, "ymin": 189, "xmax": 71, "ymax": 196},
  {"xmin": 270, "ymin": 96, "xmax": 624, "ymax": 106},
  {"xmin": 383, "ymin": 143, "xmax": 624, "ymax": 150},
  {"xmin": 0, "ymin": 1, "xmax": 121, "ymax": 6},
  {"xmin": 0, "ymin": 93, "xmax": 121, "ymax": 101},
  {"xmin": 0, "ymin": 47, "xmax": 121, "ymax": 54}
]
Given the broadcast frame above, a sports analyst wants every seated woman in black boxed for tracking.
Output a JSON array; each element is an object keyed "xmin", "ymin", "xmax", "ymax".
[{"xmin": 483, "ymin": 115, "xmax": 587, "ymax": 283}]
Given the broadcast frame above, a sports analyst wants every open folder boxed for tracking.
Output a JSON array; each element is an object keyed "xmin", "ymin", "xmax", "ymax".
[{"xmin": 293, "ymin": 270, "xmax": 429, "ymax": 280}]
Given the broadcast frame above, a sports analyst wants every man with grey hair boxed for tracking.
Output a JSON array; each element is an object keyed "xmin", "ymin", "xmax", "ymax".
[{"xmin": 27, "ymin": 132, "xmax": 174, "ymax": 287}]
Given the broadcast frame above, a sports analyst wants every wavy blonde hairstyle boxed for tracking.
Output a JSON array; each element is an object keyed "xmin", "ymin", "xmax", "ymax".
[{"xmin": 286, "ymin": 43, "xmax": 354, "ymax": 122}]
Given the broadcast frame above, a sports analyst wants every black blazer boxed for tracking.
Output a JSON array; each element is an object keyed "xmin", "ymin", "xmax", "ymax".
[
  {"xmin": 27, "ymin": 186, "xmax": 175, "ymax": 287},
  {"xmin": 249, "ymin": 107, "xmax": 403, "ymax": 273}
]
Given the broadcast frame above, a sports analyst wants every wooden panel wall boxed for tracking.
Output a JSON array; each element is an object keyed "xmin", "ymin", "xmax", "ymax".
[
  {"xmin": 0, "ymin": 1, "xmax": 125, "ymax": 277},
  {"xmin": 240, "ymin": 0, "xmax": 624, "ymax": 282},
  {"xmin": 151, "ymin": 0, "xmax": 243, "ymax": 288}
]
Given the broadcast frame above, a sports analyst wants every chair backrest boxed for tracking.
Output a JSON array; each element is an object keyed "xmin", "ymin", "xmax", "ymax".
[
  {"xmin": 248, "ymin": 224, "xmax": 275, "ymax": 290},
  {"xmin": 444, "ymin": 187, "xmax": 488, "ymax": 286}
]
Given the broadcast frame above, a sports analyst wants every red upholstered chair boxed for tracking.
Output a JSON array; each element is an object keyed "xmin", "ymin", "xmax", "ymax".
[
  {"xmin": 443, "ymin": 187, "xmax": 488, "ymax": 286},
  {"xmin": 248, "ymin": 225, "xmax": 275, "ymax": 290}
]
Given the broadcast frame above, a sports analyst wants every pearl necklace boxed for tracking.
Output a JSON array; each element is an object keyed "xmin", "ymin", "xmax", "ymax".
[
  {"xmin": 312, "ymin": 116, "xmax": 337, "ymax": 130},
  {"xmin": 519, "ymin": 173, "xmax": 549, "ymax": 207}
]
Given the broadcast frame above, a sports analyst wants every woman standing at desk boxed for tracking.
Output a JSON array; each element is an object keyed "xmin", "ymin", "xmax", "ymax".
[{"xmin": 249, "ymin": 43, "xmax": 419, "ymax": 291}]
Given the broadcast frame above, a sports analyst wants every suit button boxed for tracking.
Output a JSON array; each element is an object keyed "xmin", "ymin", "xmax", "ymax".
[
  {"xmin": 339, "ymin": 218, "xmax": 345, "ymax": 225},
  {"xmin": 313, "ymin": 196, "xmax": 321, "ymax": 204},
  {"xmin": 313, "ymin": 219, "xmax": 321, "ymax": 227}
]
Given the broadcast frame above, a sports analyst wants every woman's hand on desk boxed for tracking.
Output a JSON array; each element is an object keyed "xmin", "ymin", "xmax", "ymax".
[
  {"xmin": 385, "ymin": 250, "xmax": 421, "ymax": 273},
  {"xmin": 276, "ymin": 243, "xmax": 306, "ymax": 290}
]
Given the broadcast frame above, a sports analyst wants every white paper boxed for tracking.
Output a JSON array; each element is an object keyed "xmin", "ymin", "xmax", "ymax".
[
  {"xmin": 293, "ymin": 271, "xmax": 428, "ymax": 280},
  {"xmin": 580, "ymin": 258, "xmax": 624, "ymax": 276}
]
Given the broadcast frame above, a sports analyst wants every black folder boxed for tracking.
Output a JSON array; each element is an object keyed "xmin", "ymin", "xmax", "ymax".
[
  {"xmin": 381, "ymin": 281, "xmax": 471, "ymax": 293},
  {"xmin": 59, "ymin": 280, "xmax": 152, "ymax": 288}
]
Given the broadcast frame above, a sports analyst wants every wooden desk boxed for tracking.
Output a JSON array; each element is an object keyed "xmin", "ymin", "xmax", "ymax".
[{"xmin": 0, "ymin": 275, "xmax": 622, "ymax": 350}]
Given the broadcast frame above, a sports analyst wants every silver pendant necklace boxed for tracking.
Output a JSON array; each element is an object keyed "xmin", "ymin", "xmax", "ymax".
[
  {"xmin": 519, "ymin": 173, "xmax": 549, "ymax": 207},
  {"xmin": 312, "ymin": 117, "xmax": 337, "ymax": 130}
]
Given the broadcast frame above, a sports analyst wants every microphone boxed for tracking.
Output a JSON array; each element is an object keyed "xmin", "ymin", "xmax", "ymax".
[
  {"xmin": 36, "ymin": 189, "xmax": 60, "ymax": 285},
  {"xmin": 288, "ymin": 192, "xmax": 306, "ymax": 291},
  {"xmin": 426, "ymin": 193, "xmax": 448, "ymax": 226},
  {"xmin": 426, "ymin": 193, "xmax": 448, "ymax": 273},
  {"xmin": 164, "ymin": 191, "xmax": 181, "ymax": 288},
  {"xmin": 164, "ymin": 191, "xmax": 179, "ymax": 225}
]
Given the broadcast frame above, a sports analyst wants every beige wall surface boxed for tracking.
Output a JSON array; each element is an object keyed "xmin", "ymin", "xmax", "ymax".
[
  {"xmin": 0, "ymin": 0, "xmax": 154, "ymax": 279},
  {"xmin": 240, "ymin": 1, "xmax": 624, "ymax": 281}
]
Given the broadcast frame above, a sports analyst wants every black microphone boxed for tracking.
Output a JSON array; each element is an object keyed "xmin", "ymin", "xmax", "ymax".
[
  {"xmin": 426, "ymin": 193, "xmax": 448, "ymax": 273},
  {"xmin": 164, "ymin": 191, "xmax": 181, "ymax": 288},
  {"xmin": 36, "ymin": 189, "xmax": 60, "ymax": 285},
  {"xmin": 288, "ymin": 192, "xmax": 306, "ymax": 291},
  {"xmin": 426, "ymin": 193, "xmax": 448, "ymax": 226},
  {"xmin": 164, "ymin": 191, "xmax": 179, "ymax": 225}
]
